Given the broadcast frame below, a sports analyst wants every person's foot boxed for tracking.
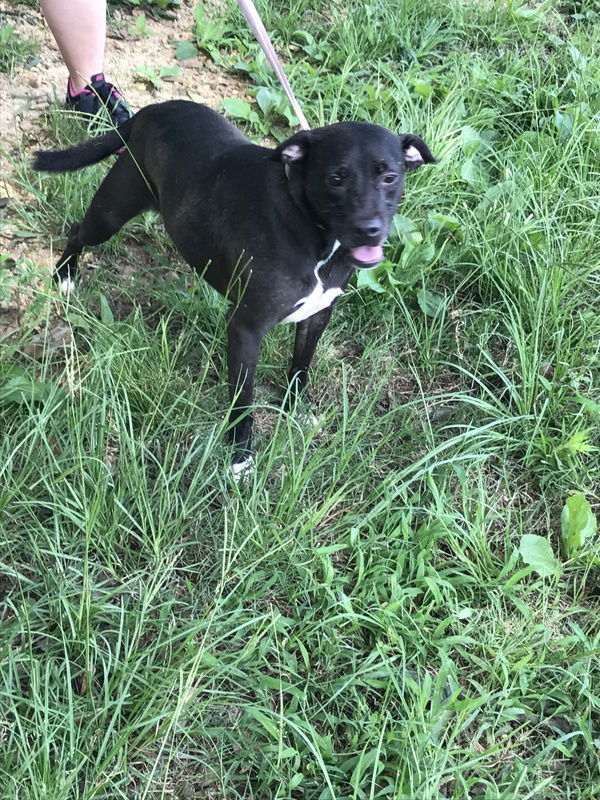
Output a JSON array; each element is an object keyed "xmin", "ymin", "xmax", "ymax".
[{"xmin": 66, "ymin": 73, "xmax": 132, "ymax": 127}]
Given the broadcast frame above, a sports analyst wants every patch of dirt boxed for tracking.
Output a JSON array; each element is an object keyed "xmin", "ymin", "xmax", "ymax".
[{"xmin": 0, "ymin": 0, "xmax": 250, "ymax": 340}]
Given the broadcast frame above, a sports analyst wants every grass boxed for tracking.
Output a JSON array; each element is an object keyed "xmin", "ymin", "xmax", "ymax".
[
  {"xmin": 1, "ymin": 0, "xmax": 600, "ymax": 797},
  {"xmin": 0, "ymin": 21, "xmax": 38, "ymax": 74}
]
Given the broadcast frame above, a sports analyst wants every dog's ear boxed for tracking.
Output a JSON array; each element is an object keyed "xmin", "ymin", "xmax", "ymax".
[
  {"xmin": 400, "ymin": 134, "xmax": 436, "ymax": 171},
  {"xmin": 273, "ymin": 130, "xmax": 313, "ymax": 164}
]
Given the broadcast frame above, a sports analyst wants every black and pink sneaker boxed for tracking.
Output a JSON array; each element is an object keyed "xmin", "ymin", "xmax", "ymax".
[{"xmin": 66, "ymin": 72, "xmax": 132, "ymax": 127}]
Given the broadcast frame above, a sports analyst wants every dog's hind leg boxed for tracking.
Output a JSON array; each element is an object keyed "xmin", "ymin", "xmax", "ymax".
[
  {"xmin": 54, "ymin": 154, "xmax": 157, "ymax": 294},
  {"xmin": 55, "ymin": 221, "xmax": 83, "ymax": 295}
]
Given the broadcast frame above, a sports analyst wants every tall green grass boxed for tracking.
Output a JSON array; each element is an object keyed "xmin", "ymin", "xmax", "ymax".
[{"xmin": 1, "ymin": 1, "xmax": 599, "ymax": 797}]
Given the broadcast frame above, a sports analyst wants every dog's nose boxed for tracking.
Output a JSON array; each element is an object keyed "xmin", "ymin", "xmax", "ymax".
[{"xmin": 354, "ymin": 218, "xmax": 383, "ymax": 240}]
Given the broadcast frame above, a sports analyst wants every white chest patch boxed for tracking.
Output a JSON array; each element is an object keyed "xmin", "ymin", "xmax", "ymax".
[
  {"xmin": 281, "ymin": 284, "xmax": 343, "ymax": 323},
  {"xmin": 281, "ymin": 240, "xmax": 343, "ymax": 324}
]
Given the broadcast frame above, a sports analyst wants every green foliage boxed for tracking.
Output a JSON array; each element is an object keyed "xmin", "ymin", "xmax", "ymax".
[
  {"xmin": 561, "ymin": 494, "xmax": 598, "ymax": 559},
  {"xmin": 0, "ymin": 253, "xmax": 49, "ymax": 325},
  {"xmin": 517, "ymin": 492, "xmax": 598, "ymax": 578},
  {"xmin": 519, "ymin": 533, "xmax": 561, "ymax": 578},
  {"xmin": 0, "ymin": 22, "xmax": 37, "ymax": 74},
  {"xmin": 128, "ymin": 12, "xmax": 153, "ymax": 37},
  {"xmin": 0, "ymin": 365, "xmax": 60, "ymax": 406},
  {"xmin": 2, "ymin": 1, "xmax": 600, "ymax": 797},
  {"xmin": 172, "ymin": 38, "xmax": 197, "ymax": 60},
  {"xmin": 193, "ymin": 2, "xmax": 240, "ymax": 63},
  {"xmin": 135, "ymin": 62, "xmax": 181, "ymax": 89}
]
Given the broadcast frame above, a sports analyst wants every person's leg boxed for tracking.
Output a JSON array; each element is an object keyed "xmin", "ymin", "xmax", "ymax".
[
  {"xmin": 40, "ymin": 0, "xmax": 131, "ymax": 125},
  {"xmin": 40, "ymin": 0, "xmax": 106, "ymax": 92}
]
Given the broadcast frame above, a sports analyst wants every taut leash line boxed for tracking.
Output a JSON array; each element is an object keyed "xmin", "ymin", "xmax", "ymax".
[{"xmin": 236, "ymin": 0, "xmax": 311, "ymax": 130}]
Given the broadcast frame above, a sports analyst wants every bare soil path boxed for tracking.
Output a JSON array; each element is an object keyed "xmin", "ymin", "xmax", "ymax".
[{"xmin": 0, "ymin": 0, "xmax": 249, "ymax": 338}]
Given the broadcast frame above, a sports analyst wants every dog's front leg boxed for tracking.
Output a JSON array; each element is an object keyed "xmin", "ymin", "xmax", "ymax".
[
  {"xmin": 287, "ymin": 306, "xmax": 334, "ymax": 408},
  {"xmin": 226, "ymin": 314, "xmax": 264, "ymax": 477}
]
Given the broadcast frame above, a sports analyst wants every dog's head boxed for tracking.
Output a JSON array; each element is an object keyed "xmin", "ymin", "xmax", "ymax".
[{"xmin": 274, "ymin": 122, "xmax": 435, "ymax": 268}]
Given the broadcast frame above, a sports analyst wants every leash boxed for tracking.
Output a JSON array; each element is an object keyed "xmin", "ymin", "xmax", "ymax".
[{"xmin": 236, "ymin": 0, "xmax": 310, "ymax": 131}]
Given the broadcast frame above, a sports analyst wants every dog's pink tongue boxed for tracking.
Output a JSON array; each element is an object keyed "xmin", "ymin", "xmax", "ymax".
[{"xmin": 351, "ymin": 245, "xmax": 383, "ymax": 263}]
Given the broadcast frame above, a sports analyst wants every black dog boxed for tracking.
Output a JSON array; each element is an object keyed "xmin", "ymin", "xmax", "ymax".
[{"xmin": 33, "ymin": 101, "xmax": 434, "ymax": 477}]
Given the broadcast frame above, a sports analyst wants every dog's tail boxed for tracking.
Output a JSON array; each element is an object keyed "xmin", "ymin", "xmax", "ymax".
[{"xmin": 32, "ymin": 117, "xmax": 135, "ymax": 173}]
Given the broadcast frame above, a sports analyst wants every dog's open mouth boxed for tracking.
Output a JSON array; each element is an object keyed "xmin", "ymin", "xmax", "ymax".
[{"xmin": 350, "ymin": 245, "xmax": 384, "ymax": 268}]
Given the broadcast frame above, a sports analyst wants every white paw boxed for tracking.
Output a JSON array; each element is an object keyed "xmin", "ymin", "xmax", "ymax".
[
  {"xmin": 298, "ymin": 411, "xmax": 324, "ymax": 435},
  {"xmin": 231, "ymin": 456, "xmax": 254, "ymax": 482},
  {"xmin": 60, "ymin": 277, "xmax": 75, "ymax": 297}
]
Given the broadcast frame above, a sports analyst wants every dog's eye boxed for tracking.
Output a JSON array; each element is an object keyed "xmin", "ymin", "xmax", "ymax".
[
  {"xmin": 327, "ymin": 174, "xmax": 344, "ymax": 187},
  {"xmin": 382, "ymin": 173, "xmax": 398, "ymax": 185}
]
